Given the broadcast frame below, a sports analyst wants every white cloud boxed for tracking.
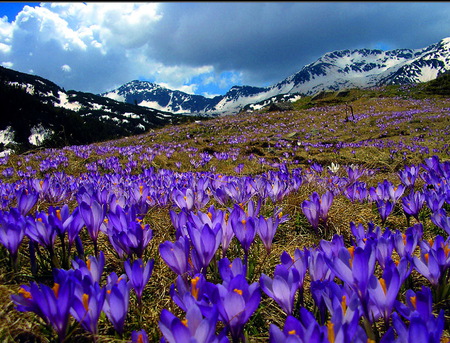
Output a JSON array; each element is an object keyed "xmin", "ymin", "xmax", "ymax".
[{"xmin": 0, "ymin": 2, "xmax": 449, "ymax": 96}]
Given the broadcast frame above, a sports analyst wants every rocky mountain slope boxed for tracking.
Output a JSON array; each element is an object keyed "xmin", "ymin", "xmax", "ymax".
[{"xmin": 102, "ymin": 37, "xmax": 450, "ymax": 115}]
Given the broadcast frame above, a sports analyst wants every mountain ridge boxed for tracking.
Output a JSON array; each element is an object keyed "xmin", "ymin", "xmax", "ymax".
[{"xmin": 101, "ymin": 37, "xmax": 450, "ymax": 115}]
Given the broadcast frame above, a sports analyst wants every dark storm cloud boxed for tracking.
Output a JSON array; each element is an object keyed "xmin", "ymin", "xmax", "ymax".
[
  {"xmin": 0, "ymin": 2, "xmax": 449, "ymax": 94},
  {"xmin": 149, "ymin": 2, "xmax": 450, "ymax": 86}
]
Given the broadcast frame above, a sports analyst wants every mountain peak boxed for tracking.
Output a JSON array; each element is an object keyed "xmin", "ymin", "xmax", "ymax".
[{"xmin": 102, "ymin": 37, "xmax": 450, "ymax": 116}]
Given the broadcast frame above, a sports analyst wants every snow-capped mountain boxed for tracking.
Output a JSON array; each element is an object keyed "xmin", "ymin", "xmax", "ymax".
[{"xmin": 102, "ymin": 37, "xmax": 450, "ymax": 115}]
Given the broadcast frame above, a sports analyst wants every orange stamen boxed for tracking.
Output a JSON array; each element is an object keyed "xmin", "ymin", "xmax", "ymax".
[
  {"xmin": 379, "ymin": 278, "xmax": 387, "ymax": 295},
  {"xmin": 327, "ymin": 321, "xmax": 335, "ymax": 343},
  {"xmin": 233, "ymin": 288, "xmax": 243, "ymax": 296},
  {"xmin": 52, "ymin": 283, "xmax": 60, "ymax": 298},
  {"xmin": 18, "ymin": 287, "xmax": 32, "ymax": 299},
  {"xmin": 82, "ymin": 293, "xmax": 89, "ymax": 311},
  {"xmin": 191, "ymin": 276, "xmax": 200, "ymax": 300},
  {"xmin": 410, "ymin": 296, "xmax": 417, "ymax": 309}
]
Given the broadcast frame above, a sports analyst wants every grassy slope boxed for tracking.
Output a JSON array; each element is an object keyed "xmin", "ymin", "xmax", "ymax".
[{"xmin": 0, "ymin": 82, "xmax": 449, "ymax": 342}]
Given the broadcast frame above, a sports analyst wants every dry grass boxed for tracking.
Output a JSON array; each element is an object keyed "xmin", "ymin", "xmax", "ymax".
[{"xmin": 0, "ymin": 92, "xmax": 449, "ymax": 341}]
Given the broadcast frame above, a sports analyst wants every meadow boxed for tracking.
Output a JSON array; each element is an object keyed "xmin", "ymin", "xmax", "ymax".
[{"xmin": 0, "ymin": 85, "xmax": 449, "ymax": 342}]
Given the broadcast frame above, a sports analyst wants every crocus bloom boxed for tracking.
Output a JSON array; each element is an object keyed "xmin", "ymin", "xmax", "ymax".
[
  {"xmin": 71, "ymin": 281, "xmax": 106, "ymax": 335},
  {"xmin": 25, "ymin": 211, "xmax": 57, "ymax": 251},
  {"xmin": 71, "ymin": 251, "xmax": 105, "ymax": 284},
  {"xmin": 229, "ymin": 204, "xmax": 256, "ymax": 256},
  {"xmin": 368, "ymin": 260, "xmax": 401, "ymax": 324},
  {"xmin": 260, "ymin": 264, "xmax": 301, "ymax": 315},
  {"xmin": 395, "ymin": 286, "xmax": 434, "ymax": 322},
  {"xmin": 131, "ymin": 329, "xmax": 149, "ymax": 343},
  {"xmin": 401, "ymin": 190, "xmax": 425, "ymax": 222},
  {"xmin": 215, "ymin": 274, "xmax": 260, "ymax": 342},
  {"xmin": 301, "ymin": 191, "xmax": 334, "ymax": 231},
  {"xmin": 430, "ymin": 209, "xmax": 450, "ymax": 235},
  {"xmin": 412, "ymin": 248, "xmax": 441, "ymax": 287},
  {"xmin": 256, "ymin": 214, "xmax": 280, "ymax": 253},
  {"xmin": 79, "ymin": 200, "xmax": 106, "ymax": 255},
  {"xmin": 269, "ymin": 308, "xmax": 327, "ymax": 343},
  {"xmin": 17, "ymin": 189, "xmax": 38, "ymax": 216},
  {"xmin": 385, "ymin": 311, "xmax": 447, "ymax": 343},
  {"xmin": 11, "ymin": 279, "xmax": 75, "ymax": 341},
  {"xmin": 0, "ymin": 208, "xmax": 26, "ymax": 264},
  {"xmin": 187, "ymin": 221, "xmax": 222, "ymax": 275},
  {"xmin": 172, "ymin": 188, "xmax": 195, "ymax": 211},
  {"xmin": 325, "ymin": 242, "xmax": 376, "ymax": 320},
  {"xmin": 124, "ymin": 258, "xmax": 154, "ymax": 303},
  {"xmin": 159, "ymin": 236, "xmax": 191, "ymax": 276},
  {"xmin": 374, "ymin": 199, "xmax": 394, "ymax": 224},
  {"xmin": 159, "ymin": 302, "xmax": 223, "ymax": 343},
  {"xmin": 218, "ymin": 257, "xmax": 246, "ymax": 288},
  {"xmin": 103, "ymin": 273, "xmax": 130, "ymax": 335}
]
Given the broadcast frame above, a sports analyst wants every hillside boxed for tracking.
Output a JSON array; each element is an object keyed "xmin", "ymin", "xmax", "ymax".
[
  {"xmin": 0, "ymin": 82, "xmax": 449, "ymax": 342},
  {"xmin": 0, "ymin": 66, "xmax": 200, "ymax": 155}
]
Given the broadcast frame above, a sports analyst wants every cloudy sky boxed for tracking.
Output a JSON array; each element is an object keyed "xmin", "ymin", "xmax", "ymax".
[{"xmin": 0, "ymin": 2, "xmax": 449, "ymax": 97}]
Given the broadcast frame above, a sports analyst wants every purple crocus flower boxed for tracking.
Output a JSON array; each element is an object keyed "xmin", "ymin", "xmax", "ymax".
[
  {"xmin": 124, "ymin": 258, "xmax": 154, "ymax": 303},
  {"xmin": 131, "ymin": 329, "xmax": 149, "ymax": 343},
  {"xmin": 103, "ymin": 273, "xmax": 130, "ymax": 335},
  {"xmin": 65, "ymin": 206, "xmax": 84, "ymax": 248},
  {"xmin": 229, "ymin": 204, "xmax": 256, "ymax": 256},
  {"xmin": 301, "ymin": 191, "xmax": 334, "ymax": 231},
  {"xmin": 218, "ymin": 257, "xmax": 246, "ymax": 288},
  {"xmin": 398, "ymin": 164, "xmax": 420, "ymax": 189},
  {"xmin": 11, "ymin": 278, "xmax": 75, "ymax": 341},
  {"xmin": 25, "ymin": 211, "xmax": 57, "ymax": 251},
  {"xmin": 71, "ymin": 281, "xmax": 106, "ymax": 335},
  {"xmin": 111, "ymin": 221, "xmax": 154, "ymax": 259},
  {"xmin": 385, "ymin": 311, "xmax": 446, "ymax": 343},
  {"xmin": 325, "ymin": 242, "xmax": 376, "ymax": 320},
  {"xmin": 0, "ymin": 208, "xmax": 26, "ymax": 267},
  {"xmin": 16, "ymin": 189, "xmax": 38, "ymax": 216},
  {"xmin": 392, "ymin": 224, "xmax": 423, "ymax": 260},
  {"xmin": 395, "ymin": 286, "xmax": 434, "ymax": 322},
  {"xmin": 401, "ymin": 190, "xmax": 425, "ymax": 222},
  {"xmin": 172, "ymin": 188, "xmax": 195, "ymax": 211},
  {"xmin": 423, "ymin": 189, "xmax": 445, "ymax": 212},
  {"xmin": 256, "ymin": 214, "xmax": 280, "ymax": 254},
  {"xmin": 79, "ymin": 200, "xmax": 106, "ymax": 256},
  {"xmin": 215, "ymin": 274, "xmax": 260, "ymax": 342},
  {"xmin": 269, "ymin": 308, "xmax": 327, "ymax": 343},
  {"xmin": 374, "ymin": 199, "xmax": 394, "ymax": 224},
  {"xmin": 187, "ymin": 221, "xmax": 222, "ymax": 275},
  {"xmin": 260, "ymin": 264, "xmax": 301, "ymax": 315},
  {"xmin": 412, "ymin": 248, "xmax": 441, "ymax": 287},
  {"xmin": 301, "ymin": 193, "xmax": 320, "ymax": 230},
  {"xmin": 159, "ymin": 236, "xmax": 191, "ymax": 277},
  {"xmin": 159, "ymin": 302, "xmax": 224, "ymax": 343},
  {"xmin": 71, "ymin": 251, "xmax": 105, "ymax": 285},
  {"xmin": 430, "ymin": 208, "xmax": 450, "ymax": 235},
  {"xmin": 368, "ymin": 260, "xmax": 401, "ymax": 325}
]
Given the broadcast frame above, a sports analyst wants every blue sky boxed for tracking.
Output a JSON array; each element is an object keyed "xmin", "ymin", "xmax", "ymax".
[{"xmin": 0, "ymin": 2, "xmax": 449, "ymax": 96}]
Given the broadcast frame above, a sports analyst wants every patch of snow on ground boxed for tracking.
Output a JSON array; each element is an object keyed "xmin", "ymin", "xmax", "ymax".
[
  {"xmin": 28, "ymin": 124, "xmax": 54, "ymax": 146},
  {"xmin": 8, "ymin": 81, "xmax": 35, "ymax": 95},
  {"xmin": 0, "ymin": 126, "xmax": 15, "ymax": 146},
  {"xmin": 103, "ymin": 92, "xmax": 125, "ymax": 102},
  {"xmin": 55, "ymin": 91, "xmax": 82, "ymax": 111},
  {"xmin": 123, "ymin": 112, "xmax": 140, "ymax": 119}
]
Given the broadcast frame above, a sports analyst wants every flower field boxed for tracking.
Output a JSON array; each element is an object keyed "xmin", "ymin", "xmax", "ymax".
[{"xmin": 0, "ymin": 91, "xmax": 449, "ymax": 342}]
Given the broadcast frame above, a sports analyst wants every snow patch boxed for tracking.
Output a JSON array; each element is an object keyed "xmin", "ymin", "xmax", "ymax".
[
  {"xmin": 55, "ymin": 91, "xmax": 82, "ymax": 111},
  {"xmin": 28, "ymin": 124, "xmax": 53, "ymax": 146}
]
